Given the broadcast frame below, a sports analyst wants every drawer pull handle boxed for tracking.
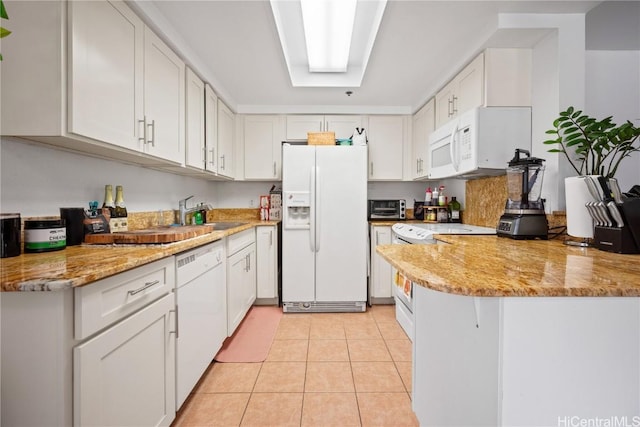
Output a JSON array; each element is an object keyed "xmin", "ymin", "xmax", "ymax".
[{"xmin": 128, "ymin": 280, "xmax": 160, "ymax": 296}]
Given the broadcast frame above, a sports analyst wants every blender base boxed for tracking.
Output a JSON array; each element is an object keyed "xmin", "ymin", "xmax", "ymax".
[{"xmin": 497, "ymin": 213, "xmax": 549, "ymax": 240}]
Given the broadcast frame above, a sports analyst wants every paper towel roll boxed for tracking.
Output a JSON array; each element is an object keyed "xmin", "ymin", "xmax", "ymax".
[{"xmin": 565, "ymin": 176, "xmax": 596, "ymax": 238}]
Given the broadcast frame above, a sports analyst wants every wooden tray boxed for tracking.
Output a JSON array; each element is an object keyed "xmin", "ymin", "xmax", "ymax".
[{"xmin": 84, "ymin": 225, "xmax": 215, "ymax": 244}]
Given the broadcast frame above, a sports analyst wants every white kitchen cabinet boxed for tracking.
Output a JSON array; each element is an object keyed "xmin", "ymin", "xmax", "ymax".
[
  {"xmin": 369, "ymin": 225, "xmax": 394, "ymax": 302},
  {"xmin": 227, "ymin": 229, "xmax": 257, "ymax": 335},
  {"xmin": 243, "ymin": 115, "xmax": 285, "ymax": 180},
  {"xmin": 411, "ymin": 99, "xmax": 435, "ymax": 179},
  {"xmin": 217, "ymin": 99, "xmax": 235, "ymax": 179},
  {"xmin": 68, "ymin": 0, "xmax": 143, "ymax": 151},
  {"xmin": 367, "ymin": 116, "xmax": 406, "ymax": 180},
  {"xmin": 256, "ymin": 225, "xmax": 278, "ymax": 301},
  {"xmin": 74, "ymin": 294, "xmax": 176, "ymax": 427},
  {"xmin": 286, "ymin": 115, "xmax": 364, "ymax": 140},
  {"xmin": 143, "ymin": 27, "xmax": 185, "ymax": 164},
  {"xmin": 434, "ymin": 49, "xmax": 531, "ymax": 129},
  {"xmin": 185, "ymin": 67, "xmax": 206, "ymax": 170},
  {"xmin": 2, "ymin": 0, "xmax": 186, "ymax": 166}
]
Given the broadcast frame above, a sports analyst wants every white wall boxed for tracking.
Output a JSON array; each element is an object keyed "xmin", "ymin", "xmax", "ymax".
[
  {"xmin": 0, "ymin": 137, "xmax": 218, "ymax": 217},
  {"xmin": 585, "ymin": 50, "xmax": 640, "ymax": 191}
]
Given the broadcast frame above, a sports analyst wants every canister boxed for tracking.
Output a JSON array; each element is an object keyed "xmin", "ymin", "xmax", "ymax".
[
  {"xmin": 1, "ymin": 213, "xmax": 21, "ymax": 258},
  {"xmin": 24, "ymin": 219, "xmax": 67, "ymax": 253}
]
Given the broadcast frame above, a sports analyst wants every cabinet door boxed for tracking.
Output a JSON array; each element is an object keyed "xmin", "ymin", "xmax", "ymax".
[
  {"xmin": 217, "ymin": 100, "xmax": 235, "ymax": 178},
  {"xmin": 143, "ymin": 27, "xmax": 185, "ymax": 164},
  {"xmin": 74, "ymin": 294, "xmax": 175, "ymax": 427},
  {"xmin": 256, "ymin": 226, "xmax": 277, "ymax": 299},
  {"xmin": 69, "ymin": 0, "xmax": 143, "ymax": 150},
  {"xmin": 435, "ymin": 79, "xmax": 456, "ymax": 130},
  {"xmin": 286, "ymin": 115, "xmax": 324, "ymax": 140},
  {"xmin": 185, "ymin": 67, "xmax": 205, "ymax": 169},
  {"xmin": 455, "ymin": 52, "xmax": 484, "ymax": 116},
  {"xmin": 367, "ymin": 116, "xmax": 404, "ymax": 180},
  {"xmin": 325, "ymin": 115, "xmax": 364, "ymax": 139},
  {"xmin": 205, "ymin": 84, "xmax": 218, "ymax": 173},
  {"xmin": 412, "ymin": 100, "xmax": 435, "ymax": 179},
  {"xmin": 244, "ymin": 116, "xmax": 283, "ymax": 180},
  {"xmin": 227, "ymin": 248, "xmax": 247, "ymax": 335},
  {"xmin": 370, "ymin": 226, "xmax": 393, "ymax": 299}
]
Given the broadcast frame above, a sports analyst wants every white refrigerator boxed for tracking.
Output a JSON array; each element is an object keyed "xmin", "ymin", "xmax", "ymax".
[{"xmin": 282, "ymin": 144, "xmax": 368, "ymax": 312}]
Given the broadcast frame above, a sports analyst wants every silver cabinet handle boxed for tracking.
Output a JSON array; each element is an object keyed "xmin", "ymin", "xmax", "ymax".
[
  {"xmin": 169, "ymin": 306, "xmax": 178, "ymax": 338},
  {"xmin": 451, "ymin": 95, "xmax": 458, "ymax": 115},
  {"xmin": 273, "ymin": 162, "xmax": 276, "ymax": 177},
  {"xmin": 370, "ymin": 162, "xmax": 374, "ymax": 177},
  {"xmin": 147, "ymin": 120, "xmax": 155, "ymax": 146},
  {"xmin": 270, "ymin": 230, "xmax": 273, "ymax": 246},
  {"xmin": 138, "ymin": 118, "xmax": 146, "ymax": 144},
  {"xmin": 220, "ymin": 154, "xmax": 225, "ymax": 170},
  {"xmin": 202, "ymin": 147, "xmax": 207, "ymax": 168},
  {"xmin": 128, "ymin": 280, "xmax": 160, "ymax": 296},
  {"xmin": 448, "ymin": 98, "xmax": 454, "ymax": 117},
  {"xmin": 209, "ymin": 147, "xmax": 215, "ymax": 167}
]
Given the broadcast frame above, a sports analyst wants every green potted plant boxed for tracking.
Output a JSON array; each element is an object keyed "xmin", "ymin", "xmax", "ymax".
[
  {"xmin": 544, "ymin": 106, "xmax": 640, "ymax": 178},
  {"xmin": 544, "ymin": 106, "xmax": 640, "ymax": 240}
]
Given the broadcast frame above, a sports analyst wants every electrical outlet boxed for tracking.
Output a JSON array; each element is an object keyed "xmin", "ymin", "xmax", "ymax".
[{"xmin": 250, "ymin": 199, "xmax": 255, "ymax": 207}]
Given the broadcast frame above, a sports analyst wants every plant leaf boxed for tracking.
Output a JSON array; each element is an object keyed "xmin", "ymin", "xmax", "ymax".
[
  {"xmin": 571, "ymin": 110, "xmax": 583, "ymax": 119},
  {"xmin": 547, "ymin": 149, "xmax": 564, "ymax": 153},
  {"xmin": 543, "ymin": 139, "xmax": 561, "ymax": 145},
  {"xmin": 545, "ymin": 130, "xmax": 558, "ymax": 135},
  {"xmin": 0, "ymin": 0, "xmax": 8, "ymax": 20},
  {"xmin": 0, "ymin": 27, "xmax": 10, "ymax": 38}
]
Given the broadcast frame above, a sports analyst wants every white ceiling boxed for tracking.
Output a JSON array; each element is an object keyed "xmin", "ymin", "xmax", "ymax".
[{"xmin": 131, "ymin": 0, "xmax": 614, "ymax": 114}]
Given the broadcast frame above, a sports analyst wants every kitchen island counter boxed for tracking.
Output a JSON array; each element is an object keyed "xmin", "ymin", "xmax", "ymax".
[
  {"xmin": 0, "ymin": 220, "xmax": 278, "ymax": 292},
  {"xmin": 376, "ymin": 235, "xmax": 640, "ymax": 297},
  {"xmin": 377, "ymin": 235, "xmax": 640, "ymax": 427}
]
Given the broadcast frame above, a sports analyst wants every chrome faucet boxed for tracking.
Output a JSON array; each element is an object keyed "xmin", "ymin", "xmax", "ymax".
[{"xmin": 178, "ymin": 195, "xmax": 213, "ymax": 225}]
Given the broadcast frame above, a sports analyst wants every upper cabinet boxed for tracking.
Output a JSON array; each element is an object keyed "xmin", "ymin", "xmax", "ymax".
[
  {"xmin": 367, "ymin": 116, "xmax": 405, "ymax": 181},
  {"xmin": 434, "ymin": 49, "xmax": 531, "ymax": 129},
  {"xmin": 185, "ymin": 67, "xmax": 206, "ymax": 170},
  {"xmin": 217, "ymin": 99, "xmax": 235, "ymax": 179},
  {"xmin": 204, "ymin": 84, "xmax": 219, "ymax": 175},
  {"xmin": 142, "ymin": 27, "xmax": 185, "ymax": 164},
  {"xmin": 411, "ymin": 99, "xmax": 435, "ymax": 180},
  {"xmin": 243, "ymin": 115, "xmax": 285, "ymax": 180},
  {"xmin": 2, "ymin": 0, "xmax": 186, "ymax": 166},
  {"xmin": 286, "ymin": 115, "xmax": 363, "ymax": 140}
]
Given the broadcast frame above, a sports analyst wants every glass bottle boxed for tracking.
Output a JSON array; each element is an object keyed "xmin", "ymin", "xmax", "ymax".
[
  {"xmin": 102, "ymin": 185, "xmax": 116, "ymax": 218},
  {"xmin": 114, "ymin": 185, "xmax": 128, "ymax": 218},
  {"xmin": 449, "ymin": 196, "xmax": 461, "ymax": 223}
]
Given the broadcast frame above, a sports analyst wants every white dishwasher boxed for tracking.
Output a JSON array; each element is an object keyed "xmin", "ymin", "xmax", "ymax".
[{"xmin": 175, "ymin": 240, "xmax": 226, "ymax": 410}]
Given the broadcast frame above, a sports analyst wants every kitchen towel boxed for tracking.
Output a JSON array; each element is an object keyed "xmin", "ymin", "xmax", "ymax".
[{"xmin": 214, "ymin": 306, "xmax": 282, "ymax": 363}]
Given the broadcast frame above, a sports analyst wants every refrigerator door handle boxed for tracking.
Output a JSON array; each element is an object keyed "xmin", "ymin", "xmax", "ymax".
[
  {"xmin": 309, "ymin": 165, "xmax": 316, "ymax": 252},
  {"xmin": 316, "ymin": 166, "xmax": 321, "ymax": 252}
]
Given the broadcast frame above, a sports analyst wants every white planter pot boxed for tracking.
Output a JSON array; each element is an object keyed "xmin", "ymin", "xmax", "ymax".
[{"xmin": 565, "ymin": 176, "xmax": 597, "ymax": 239}]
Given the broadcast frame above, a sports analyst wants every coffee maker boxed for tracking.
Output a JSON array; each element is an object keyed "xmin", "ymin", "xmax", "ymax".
[{"xmin": 497, "ymin": 149, "xmax": 548, "ymax": 239}]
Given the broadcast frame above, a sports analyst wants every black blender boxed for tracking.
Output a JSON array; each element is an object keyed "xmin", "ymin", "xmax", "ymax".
[{"xmin": 497, "ymin": 149, "xmax": 548, "ymax": 239}]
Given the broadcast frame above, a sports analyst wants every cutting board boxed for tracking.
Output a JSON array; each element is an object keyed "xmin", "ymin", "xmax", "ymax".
[{"xmin": 84, "ymin": 225, "xmax": 216, "ymax": 244}]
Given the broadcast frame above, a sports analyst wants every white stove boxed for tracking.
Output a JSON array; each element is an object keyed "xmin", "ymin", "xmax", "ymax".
[
  {"xmin": 391, "ymin": 222, "xmax": 496, "ymax": 244},
  {"xmin": 390, "ymin": 222, "xmax": 496, "ymax": 341}
]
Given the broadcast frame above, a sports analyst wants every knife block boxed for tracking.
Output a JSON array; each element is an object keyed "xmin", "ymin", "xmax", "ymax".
[{"xmin": 594, "ymin": 226, "xmax": 639, "ymax": 254}]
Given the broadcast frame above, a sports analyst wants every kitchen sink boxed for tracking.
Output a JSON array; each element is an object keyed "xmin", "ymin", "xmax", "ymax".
[{"xmin": 208, "ymin": 221, "xmax": 248, "ymax": 230}]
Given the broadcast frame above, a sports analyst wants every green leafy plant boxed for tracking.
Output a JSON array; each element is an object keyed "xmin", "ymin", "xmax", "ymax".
[
  {"xmin": 0, "ymin": 0, "xmax": 10, "ymax": 61},
  {"xmin": 544, "ymin": 106, "xmax": 640, "ymax": 178}
]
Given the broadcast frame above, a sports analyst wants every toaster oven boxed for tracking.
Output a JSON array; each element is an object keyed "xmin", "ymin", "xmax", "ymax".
[{"xmin": 368, "ymin": 199, "xmax": 406, "ymax": 220}]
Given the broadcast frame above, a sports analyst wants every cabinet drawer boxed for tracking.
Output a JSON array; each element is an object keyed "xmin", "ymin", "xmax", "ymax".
[
  {"xmin": 75, "ymin": 257, "xmax": 175, "ymax": 340},
  {"xmin": 227, "ymin": 228, "xmax": 255, "ymax": 256}
]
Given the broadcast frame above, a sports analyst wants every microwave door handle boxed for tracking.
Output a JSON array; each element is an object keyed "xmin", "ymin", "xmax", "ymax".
[{"xmin": 449, "ymin": 121, "xmax": 459, "ymax": 171}]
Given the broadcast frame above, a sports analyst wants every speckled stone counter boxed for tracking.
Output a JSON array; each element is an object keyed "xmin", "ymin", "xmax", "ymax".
[
  {"xmin": 0, "ymin": 221, "xmax": 278, "ymax": 292},
  {"xmin": 376, "ymin": 235, "xmax": 640, "ymax": 297}
]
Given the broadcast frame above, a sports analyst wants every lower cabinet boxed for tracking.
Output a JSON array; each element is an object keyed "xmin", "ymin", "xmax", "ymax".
[
  {"xmin": 370, "ymin": 225, "xmax": 394, "ymax": 303},
  {"xmin": 256, "ymin": 224, "xmax": 278, "ymax": 301},
  {"xmin": 73, "ymin": 293, "xmax": 176, "ymax": 427},
  {"xmin": 227, "ymin": 229, "xmax": 257, "ymax": 336}
]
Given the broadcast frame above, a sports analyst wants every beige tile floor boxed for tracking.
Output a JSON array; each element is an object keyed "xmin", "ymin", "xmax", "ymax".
[{"xmin": 172, "ymin": 304, "xmax": 418, "ymax": 427}]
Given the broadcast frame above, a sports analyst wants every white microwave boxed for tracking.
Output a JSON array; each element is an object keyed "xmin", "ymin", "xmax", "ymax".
[{"xmin": 428, "ymin": 107, "xmax": 532, "ymax": 179}]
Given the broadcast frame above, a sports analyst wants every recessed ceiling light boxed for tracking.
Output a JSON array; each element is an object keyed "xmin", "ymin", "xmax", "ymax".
[
  {"xmin": 270, "ymin": 0, "xmax": 388, "ymax": 87},
  {"xmin": 300, "ymin": 0, "xmax": 357, "ymax": 73}
]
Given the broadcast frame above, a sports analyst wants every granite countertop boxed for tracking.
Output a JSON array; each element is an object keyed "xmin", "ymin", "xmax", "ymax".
[
  {"xmin": 376, "ymin": 235, "xmax": 640, "ymax": 297},
  {"xmin": 0, "ymin": 221, "xmax": 278, "ymax": 292}
]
